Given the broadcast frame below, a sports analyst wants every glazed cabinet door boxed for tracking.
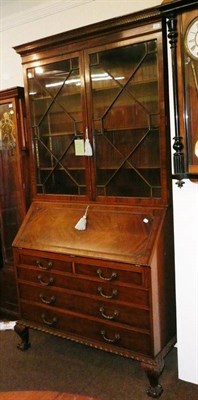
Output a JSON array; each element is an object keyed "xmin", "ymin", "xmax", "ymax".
[
  {"xmin": 27, "ymin": 54, "xmax": 89, "ymax": 198},
  {"xmin": 85, "ymin": 32, "xmax": 165, "ymax": 201},
  {"xmin": 0, "ymin": 95, "xmax": 26, "ymax": 265},
  {"xmin": 0, "ymin": 87, "xmax": 29, "ymax": 318}
]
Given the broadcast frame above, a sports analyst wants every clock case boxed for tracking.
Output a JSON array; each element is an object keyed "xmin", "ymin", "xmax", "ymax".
[{"xmin": 161, "ymin": 0, "xmax": 198, "ymax": 186}]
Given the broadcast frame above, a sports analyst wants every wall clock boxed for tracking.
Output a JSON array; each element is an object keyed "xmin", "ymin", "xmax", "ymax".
[
  {"xmin": 166, "ymin": 5, "xmax": 198, "ymax": 185},
  {"xmin": 183, "ymin": 12, "xmax": 198, "ymax": 175}
]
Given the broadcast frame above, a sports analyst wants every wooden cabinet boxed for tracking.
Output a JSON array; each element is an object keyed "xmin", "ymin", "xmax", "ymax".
[
  {"xmin": 0, "ymin": 87, "xmax": 29, "ymax": 318},
  {"xmin": 13, "ymin": 8, "xmax": 175, "ymax": 398}
]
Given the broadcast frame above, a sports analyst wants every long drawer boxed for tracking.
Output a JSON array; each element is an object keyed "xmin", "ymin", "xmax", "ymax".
[
  {"xmin": 20, "ymin": 301, "xmax": 152, "ymax": 356},
  {"xmin": 18, "ymin": 282, "xmax": 150, "ymax": 329},
  {"xmin": 16, "ymin": 265, "xmax": 150, "ymax": 307}
]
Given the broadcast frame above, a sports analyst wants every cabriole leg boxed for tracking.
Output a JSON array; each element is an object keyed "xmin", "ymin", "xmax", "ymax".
[
  {"xmin": 14, "ymin": 323, "xmax": 31, "ymax": 351},
  {"xmin": 141, "ymin": 359, "xmax": 165, "ymax": 398}
]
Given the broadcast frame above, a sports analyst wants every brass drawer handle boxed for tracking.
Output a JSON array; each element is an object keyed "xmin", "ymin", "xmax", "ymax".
[
  {"xmin": 37, "ymin": 274, "xmax": 54, "ymax": 286},
  {"xmin": 98, "ymin": 286, "xmax": 118, "ymax": 299},
  {"xmin": 36, "ymin": 260, "xmax": 53, "ymax": 270},
  {"xmin": 100, "ymin": 329, "xmax": 120, "ymax": 343},
  {"xmin": 99, "ymin": 306, "xmax": 119, "ymax": 320},
  {"xmin": 97, "ymin": 268, "xmax": 117, "ymax": 281},
  {"xmin": 39, "ymin": 293, "xmax": 56, "ymax": 305},
  {"xmin": 41, "ymin": 313, "xmax": 57, "ymax": 326}
]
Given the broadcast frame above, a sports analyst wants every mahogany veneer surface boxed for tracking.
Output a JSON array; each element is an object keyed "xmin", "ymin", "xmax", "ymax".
[
  {"xmin": 0, "ymin": 392, "xmax": 97, "ymax": 400},
  {"xmin": 13, "ymin": 201, "xmax": 164, "ymax": 265}
]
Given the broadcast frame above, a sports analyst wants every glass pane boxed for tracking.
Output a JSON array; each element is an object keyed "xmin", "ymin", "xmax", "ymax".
[
  {"xmin": 28, "ymin": 58, "xmax": 85, "ymax": 195},
  {"xmin": 89, "ymin": 40, "xmax": 161, "ymax": 198},
  {"xmin": 0, "ymin": 102, "xmax": 22, "ymax": 263},
  {"xmin": 184, "ymin": 54, "xmax": 198, "ymax": 173}
]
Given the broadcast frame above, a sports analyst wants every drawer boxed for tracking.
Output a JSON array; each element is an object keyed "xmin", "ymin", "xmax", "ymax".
[
  {"xmin": 18, "ymin": 282, "xmax": 150, "ymax": 330},
  {"xmin": 18, "ymin": 253, "xmax": 72, "ymax": 273},
  {"xmin": 17, "ymin": 266, "xmax": 150, "ymax": 307},
  {"xmin": 20, "ymin": 302, "xmax": 152, "ymax": 356},
  {"xmin": 74, "ymin": 260, "xmax": 147, "ymax": 287}
]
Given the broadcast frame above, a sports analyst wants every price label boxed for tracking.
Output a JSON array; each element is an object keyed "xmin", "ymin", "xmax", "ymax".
[{"xmin": 74, "ymin": 139, "xmax": 85, "ymax": 156}]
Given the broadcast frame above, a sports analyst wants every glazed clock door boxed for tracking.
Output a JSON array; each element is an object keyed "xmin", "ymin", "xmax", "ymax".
[
  {"xmin": 183, "ymin": 12, "xmax": 198, "ymax": 174},
  {"xmin": 86, "ymin": 34, "xmax": 163, "ymax": 201},
  {"xmin": 27, "ymin": 54, "xmax": 88, "ymax": 197}
]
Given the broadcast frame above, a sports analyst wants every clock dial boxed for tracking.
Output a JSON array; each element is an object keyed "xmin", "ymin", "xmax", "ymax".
[
  {"xmin": 195, "ymin": 140, "xmax": 198, "ymax": 158},
  {"xmin": 185, "ymin": 17, "xmax": 198, "ymax": 60}
]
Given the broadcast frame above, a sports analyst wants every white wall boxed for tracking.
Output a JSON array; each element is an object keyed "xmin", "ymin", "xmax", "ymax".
[
  {"xmin": 0, "ymin": 0, "xmax": 160, "ymax": 89},
  {"xmin": 173, "ymin": 180, "xmax": 198, "ymax": 383},
  {"xmin": 0, "ymin": 0, "xmax": 198, "ymax": 384},
  {"xmin": 167, "ymin": 29, "xmax": 198, "ymax": 383}
]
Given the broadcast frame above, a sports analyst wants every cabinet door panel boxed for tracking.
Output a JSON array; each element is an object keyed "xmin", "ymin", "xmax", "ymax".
[
  {"xmin": 0, "ymin": 100, "xmax": 25, "ymax": 264},
  {"xmin": 27, "ymin": 57, "xmax": 86, "ymax": 195},
  {"xmin": 87, "ymin": 38, "xmax": 161, "ymax": 199}
]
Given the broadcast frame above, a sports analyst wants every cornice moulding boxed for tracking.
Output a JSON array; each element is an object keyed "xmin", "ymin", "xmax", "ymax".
[{"xmin": 0, "ymin": 0, "xmax": 94, "ymax": 32}]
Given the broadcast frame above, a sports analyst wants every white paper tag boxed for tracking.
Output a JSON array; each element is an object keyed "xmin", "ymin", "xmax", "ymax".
[
  {"xmin": 0, "ymin": 321, "xmax": 16, "ymax": 330},
  {"xmin": 153, "ymin": 23, "xmax": 161, "ymax": 30},
  {"xmin": 74, "ymin": 139, "xmax": 85, "ymax": 156}
]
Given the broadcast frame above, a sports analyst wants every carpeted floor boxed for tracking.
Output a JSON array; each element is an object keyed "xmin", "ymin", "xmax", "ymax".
[{"xmin": 0, "ymin": 329, "xmax": 198, "ymax": 399}]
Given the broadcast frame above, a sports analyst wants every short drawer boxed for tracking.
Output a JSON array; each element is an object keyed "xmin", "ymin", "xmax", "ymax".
[
  {"xmin": 17, "ymin": 266, "xmax": 150, "ymax": 307},
  {"xmin": 18, "ymin": 282, "xmax": 150, "ymax": 330},
  {"xmin": 18, "ymin": 253, "xmax": 72, "ymax": 273},
  {"xmin": 74, "ymin": 260, "xmax": 146, "ymax": 287},
  {"xmin": 20, "ymin": 302, "xmax": 152, "ymax": 356}
]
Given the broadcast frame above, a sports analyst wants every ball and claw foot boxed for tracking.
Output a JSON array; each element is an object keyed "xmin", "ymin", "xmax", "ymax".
[
  {"xmin": 147, "ymin": 384, "xmax": 163, "ymax": 398},
  {"xmin": 14, "ymin": 324, "xmax": 31, "ymax": 351},
  {"xmin": 17, "ymin": 340, "xmax": 31, "ymax": 351},
  {"xmin": 141, "ymin": 359, "xmax": 164, "ymax": 398}
]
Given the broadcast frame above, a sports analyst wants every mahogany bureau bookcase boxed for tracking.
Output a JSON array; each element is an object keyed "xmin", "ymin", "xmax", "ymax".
[{"xmin": 12, "ymin": 6, "xmax": 176, "ymax": 398}]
